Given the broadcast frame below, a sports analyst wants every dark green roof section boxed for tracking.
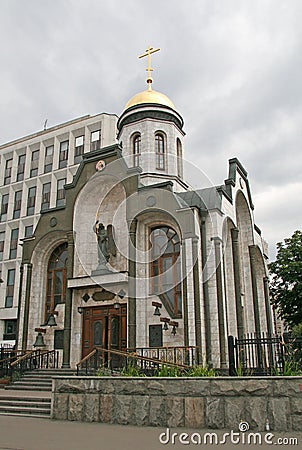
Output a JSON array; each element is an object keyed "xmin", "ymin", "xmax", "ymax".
[{"xmin": 178, "ymin": 187, "xmax": 223, "ymax": 211}]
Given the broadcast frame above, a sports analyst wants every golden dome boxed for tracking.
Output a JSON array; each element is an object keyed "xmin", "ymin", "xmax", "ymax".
[{"xmin": 124, "ymin": 88, "xmax": 175, "ymax": 111}]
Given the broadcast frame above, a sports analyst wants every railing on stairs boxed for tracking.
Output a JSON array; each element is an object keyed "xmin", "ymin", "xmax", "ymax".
[
  {"xmin": 76, "ymin": 346, "xmax": 191, "ymax": 376},
  {"xmin": 10, "ymin": 349, "xmax": 59, "ymax": 378},
  {"xmin": 128, "ymin": 346, "xmax": 201, "ymax": 366}
]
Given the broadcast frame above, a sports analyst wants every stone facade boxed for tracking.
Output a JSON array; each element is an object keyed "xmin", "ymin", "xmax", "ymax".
[{"xmin": 52, "ymin": 376, "xmax": 302, "ymax": 432}]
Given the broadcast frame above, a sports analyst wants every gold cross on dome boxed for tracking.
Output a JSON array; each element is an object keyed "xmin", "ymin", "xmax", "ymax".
[{"xmin": 139, "ymin": 46, "xmax": 160, "ymax": 90}]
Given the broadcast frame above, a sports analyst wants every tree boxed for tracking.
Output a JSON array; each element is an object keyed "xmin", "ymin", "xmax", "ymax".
[{"xmin": 269, "ymin": 230, "xmax": 302, "ymax": 328}]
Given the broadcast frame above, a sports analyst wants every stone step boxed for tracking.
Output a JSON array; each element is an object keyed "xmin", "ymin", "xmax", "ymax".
[
  {"xmin": 0, "ymin": 398, "xmax": 51, "ymax": 411},
  {"xmin": 0, "ymin": 398, "xmax": 51, "ymax": 406},
  {"xmin": 5, "ymin": 385, "xmax": 52, "ymax": 391},
  {"xmin": 0, "ymin": 405, "xmax": 50, "ymax": 414},
  {"xmin": 0, "ymin": 411, "xmax": 50, "ymax": 419}
]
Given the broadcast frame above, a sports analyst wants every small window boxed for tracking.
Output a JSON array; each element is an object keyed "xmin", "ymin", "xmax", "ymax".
[
  {"xmin": 155, "ymin": 133, "xmax": 165, "ymax": 170},
  {"xmin": 27, "ymin": 186, "xmax": 36, "ymax": 216},
  {"xmin": 9, "ymin": 228, "xmax": 19, "ymax": 259},
  {"xmin": 41, "ymin": 182, "xmax": 51, "ymax": 211},
  {"xmin": 4, "ymin": 320, "xmax": 17, "ymax": 340},
  {"xmin": 30, "ymin": 150, "xmax": 39, "ymax": 177},
  {"xmin": 4, "ymin": 158, "xmax": 13, "ymax": 185},
  {"xmin": 17, "ymin": 154, "xmax": 26, "ymax": 181},
  {"xmin": 91, "ymin": 130, "xmax": 101, "ymax": 151},
  {"xmin": 56, "ymin": 178, "xmax": 66, "ymax": 207},
  {"xmin": 13, "ymin": 190, "xmax": 22, "ymax": 219},
  {"xmin": 177, "ymin": 138, "xmax": 183, "ymax": 178},
  {"xmin": 0, "ymin": 194, "xmax": 9, "ymax": 222},
  {"xmin": 44, "ymin": 145, "xmax": 54, "ymax": 173},
  {"xmin": 0, "ymin": 231, "xmax": 5, "ymax": 261},
  {"xmin": 24, "ymin": 225, "xmax": 33, "ymax": 238},
  {"xmin": 59, "ymin": 141, "xmax": 69, "ymax": 169},
  {"xmin": 133, "ymin": 134, "xmax": 141, "ymax": 166},
  {"xmin": 5, "ymin": 269, "xmax": 15, "ymax": 308},
  {"xmin": 74, "ymin": 135, "xmax": 84, "ymax": 163}
]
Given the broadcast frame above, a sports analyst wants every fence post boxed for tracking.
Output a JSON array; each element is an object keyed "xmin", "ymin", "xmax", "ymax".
[{"xmin": 228, "ymin": 335, "xmax": 236, "ymax": 376}]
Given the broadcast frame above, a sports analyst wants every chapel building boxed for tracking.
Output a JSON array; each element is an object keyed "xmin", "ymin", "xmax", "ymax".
[{"xmin": 0, "ymin": 52, "xmax": 273, "ymax": 368}]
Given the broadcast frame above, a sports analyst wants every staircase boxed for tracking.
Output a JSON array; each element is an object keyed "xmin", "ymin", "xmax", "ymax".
[
  {"xmin": 5, "ymin": 368, "xmax": 75, "ymax": 392},
  {"xmin": 0, "ymin": 368, "xmax": 75, "ymax": 418},
  {"xmin": 0, "ymin": 394, "xmax": 51, "ymax": 418}
]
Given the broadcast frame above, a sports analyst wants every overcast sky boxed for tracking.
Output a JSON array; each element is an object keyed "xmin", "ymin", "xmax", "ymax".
[{"xmin": 1, "ymin": 0, "xmax": 301, "ymax": 259}]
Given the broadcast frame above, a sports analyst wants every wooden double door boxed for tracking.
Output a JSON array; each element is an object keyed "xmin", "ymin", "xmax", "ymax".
[{"xmin": 82, "ymin": 305, "xmax": 127, "ymax": 358}]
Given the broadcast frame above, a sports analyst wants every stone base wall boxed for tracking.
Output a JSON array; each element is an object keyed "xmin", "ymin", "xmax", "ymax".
[{"xmin": 52, "ymin": 376, "xmax": 302, "ymax": 431}]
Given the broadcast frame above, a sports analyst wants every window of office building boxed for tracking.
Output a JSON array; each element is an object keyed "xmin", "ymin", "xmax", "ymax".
[
  {"xmin": 56, "ymin": 178, "xmax": 66, "ymax": 207},
  {"xmin": 17, "ymin": 154, "xmax": 26, "ymax": 181},
  {"xmin": 4, "ymin": 320, "xmax": 17, "ymax": 340},
  {"xmin": 0, "ymin": 194, "xmax": 9, "ymax": 222},
  {"xmin": 27, "ymin": 186, "xmax": 36, "ymax": 216},
  {"xmin": 0, "ymin": 231, "xmax": 5, "ymax": 261},
  {"xmin": 41, "ymin": 182, "xmax": 51, "ymax": 211},
  {"xmin": 44, "ymin": 145, "xmax": 54, "ymax": 173},
  {"xmin": 13, "ymin": 190, "xmax": 22, "ymax": 219},
  {"xmin": 74, "ymin": 135, "xmax": 84, "ymax": 163},
  {"xmin": 91, "ymin": 130, "xmax": 101, "ymax": 151},
  {"xmin": 4, "ymin": 158, "xmax": 13, "ymax": 185},
  {"xmin": 30, "ymin": 150, "xmax": 39, "ymax": 177},
  {"xmin": 5, "ymin": 269, "xmax": 15, "ymax": 308},
  {"xmin": 59, "ymin": 141, "xmax": 68, "ymax": 169},
  {"xmin": 9, "ymin": 228, "xmax": 19, "ymax": 260},
  {"xmin": 24, "ymin": 225, "xmax": 33, "ymax": 238}
]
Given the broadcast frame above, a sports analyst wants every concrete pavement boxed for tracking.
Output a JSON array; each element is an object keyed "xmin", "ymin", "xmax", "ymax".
[{"xmin": 0, "ymin": 415, "xmax": 301, "ymax": 450}]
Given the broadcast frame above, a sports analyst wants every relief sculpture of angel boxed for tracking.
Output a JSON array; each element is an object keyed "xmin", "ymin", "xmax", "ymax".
[{"xmin": 93, "ymin": 221, "xmax": 116, "ymax": 269}]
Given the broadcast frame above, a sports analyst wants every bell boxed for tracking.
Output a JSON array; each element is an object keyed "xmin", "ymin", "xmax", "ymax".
[
  {"xmin": 154, "ymin": 306, "xmax": 161, "ymax": 316},
  {"xmin": 33, "ymin": 332, "xmax": 46, "ymax": 348},
  {"xmin": 163, "ymin": 322, "xmax": 169, "ymax": 331},
  {"xmin": 46, "ymin": 313, "xmax": 57, "ymax": 327},
  {"xmin": 171, "ymin": 325, "xmax": 177, "ymax": 336}
]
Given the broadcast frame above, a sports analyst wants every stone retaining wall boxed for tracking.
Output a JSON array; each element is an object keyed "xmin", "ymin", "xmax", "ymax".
[{"xmin": 52, "ymin": 376, "xmax": 302, "ymax": 431}]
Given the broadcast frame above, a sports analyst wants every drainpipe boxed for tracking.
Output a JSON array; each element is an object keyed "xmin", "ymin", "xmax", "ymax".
[{"xmin": 181, "ymin": 239, "xmax": 189, "ymax": 347}]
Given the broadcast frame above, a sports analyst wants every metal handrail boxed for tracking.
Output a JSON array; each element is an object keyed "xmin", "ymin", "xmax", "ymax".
[
  {"xmin": 99, "ymin": 347, "xmax": 190, "ymax": 369},
  {"xmin": 11, "ymin": 350, "xmax": 35, "ymax": 367}
]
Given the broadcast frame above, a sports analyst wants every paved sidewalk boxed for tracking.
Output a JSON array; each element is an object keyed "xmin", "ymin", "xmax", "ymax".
[{"xmin": 0, "ymin": 416, "xmax": 301, "ymax": 450}]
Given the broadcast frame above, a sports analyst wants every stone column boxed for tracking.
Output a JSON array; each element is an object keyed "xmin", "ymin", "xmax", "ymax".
[
  {"xmin": 192, "ymin": 238, "xmax": 202, "ymax": 351},
  {"xmin": 128, "ymin": 219, "xmax": 137, "ymax": 349},
  {"xmin": 22, "ymin": 263, "xmax": 33, "ymax": 350},
  {"xmin": 15, "ymin": 263, "xmax": 24, "ymax": 350},
  {"xmin": 230, "ymin": 228, "xmax": 244, "ymax": 340},
  {"xmin": 263, "ymin": 276, "xmax": 274, "ymax": 336},
  {"xmin": 249, "ymin": 245, "xmax": 261, "ymax": 337},
  {"xmin": 200, "ymin": 215, "xmax": 212, "ymax": 365},
  {"xmin": 181, "ymin": 239, "xmax": 189, "ymax": 347},
  {"xmin": 212, "ymin": 237, "xmax": 227, "ymax": 369},
  {"xmin": 62, "ymin": 231, "xmax": 75, "ymax": 368}
]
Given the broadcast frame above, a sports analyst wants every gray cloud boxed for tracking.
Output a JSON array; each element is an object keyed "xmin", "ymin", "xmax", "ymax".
[{"xmin": 0, "ymin": 0, "xmax": 301, "ymax": 258}]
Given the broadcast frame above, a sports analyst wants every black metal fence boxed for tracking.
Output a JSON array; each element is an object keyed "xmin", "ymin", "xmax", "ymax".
[{"xmin": 228, "ymin": 333, "xmax": 302, "ymax": 376}]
